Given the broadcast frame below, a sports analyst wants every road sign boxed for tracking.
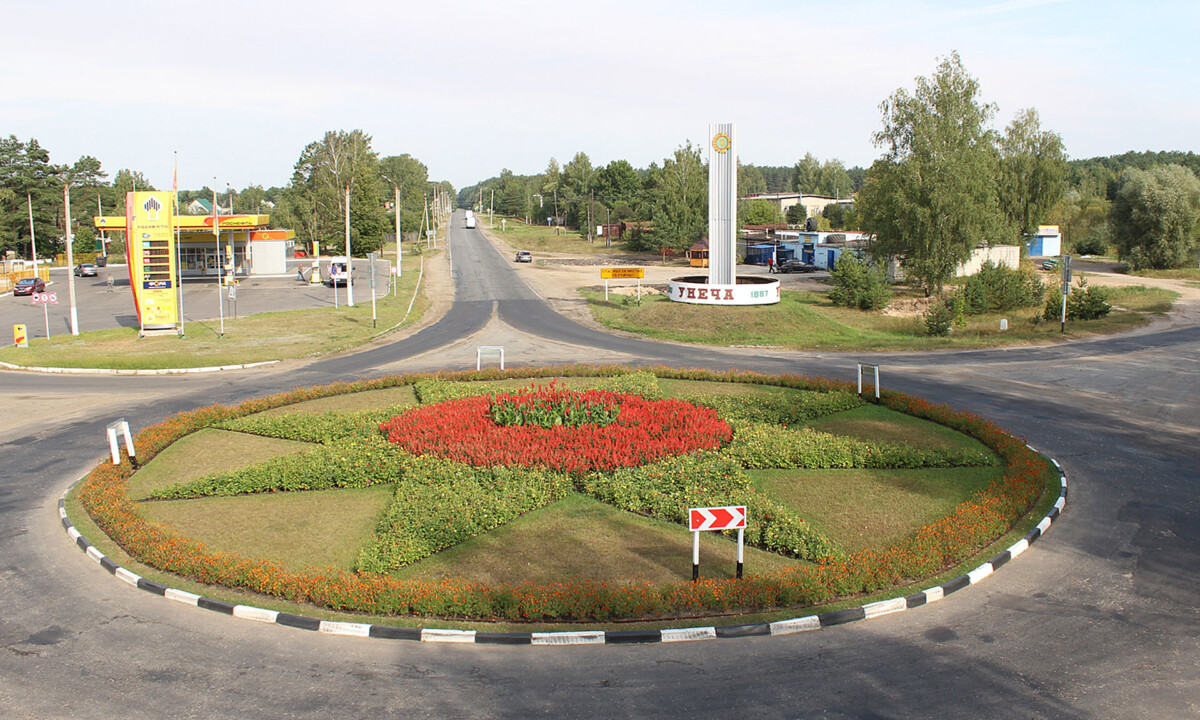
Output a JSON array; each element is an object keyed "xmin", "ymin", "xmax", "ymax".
[
  {"xmin": 689, "ymin": 505, "xmax": 748, "ymax": 581},
  {"xmin": 13, "ymin": 324, "xmax": 27, "ymax": 348},
  {"xmin": 601, "ymin": 267, "xmax": 644, "ymax": 280},
  {"xmin": 32, "ymin": 292, "xmax": 58, "ymax": 305},
  {"xmin": 689, "ymin": 505, "xmax": 747, "ymax": 532}
]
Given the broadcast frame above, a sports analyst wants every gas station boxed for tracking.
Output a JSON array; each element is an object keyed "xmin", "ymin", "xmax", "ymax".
[
  {"xmin": 94, "ymin": 210, "xmax": 297, "ymax": 279},
  {"xmin": 93, "ymin": 192, "xmax": 298, "ymax": 334}
]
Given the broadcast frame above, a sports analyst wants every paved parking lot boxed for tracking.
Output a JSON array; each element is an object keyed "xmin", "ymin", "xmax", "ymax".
[{"xmin": 1, "ymin": 260, "xmax": 392, "ymax": 340}]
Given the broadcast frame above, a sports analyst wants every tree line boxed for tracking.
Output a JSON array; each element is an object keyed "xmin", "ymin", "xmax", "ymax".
[
  {"xmin": 0, "ymin": 130, "xmax": 450, "ymax": 261},
  {"xmin": 457, "ymin": 148, "xmax": 867, "ymax": 254}
]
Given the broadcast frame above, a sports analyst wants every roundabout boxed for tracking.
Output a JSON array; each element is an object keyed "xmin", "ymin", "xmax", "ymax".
[
  {"xmin": 2, "ymin": 217, "xmax": 1197, "ymax": 719},
  {"xmin": 65, "ymin": 366, "xmax": 1063, "ymax": 635}
]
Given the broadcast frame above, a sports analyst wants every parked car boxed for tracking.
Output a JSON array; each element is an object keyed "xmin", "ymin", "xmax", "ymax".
[
  {"xmin": 1041, "ymin": 258, "xmax": 1059, "ymax": 270},
  {"xmin": 13, "ymin": 277, "xmax": 46, "ymax": 296},
  {"xmin": 324, "ymin": 256, "xmax": 352, "ymax": 286},
  {"xmin": 515, "ymin": 250, "xmax": 532, "ymax": 263},
  {"xmin": 776, "ymin": 259, "xmax": 818, "ymax": 273},
  {"xmin": 74, "ymin": 263, "xmax": 98, "ymax": 277}
]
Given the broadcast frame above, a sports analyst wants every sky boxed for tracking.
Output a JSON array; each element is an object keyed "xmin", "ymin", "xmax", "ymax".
[{"xmin": 4, "ymin": 0, "xmax": 1197, "ymax": 193}]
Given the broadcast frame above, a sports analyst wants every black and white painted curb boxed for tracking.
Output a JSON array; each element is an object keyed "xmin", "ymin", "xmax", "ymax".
[{"xmin": 59, "ymin": 447, "xmax": 1067, "ymax": 647}]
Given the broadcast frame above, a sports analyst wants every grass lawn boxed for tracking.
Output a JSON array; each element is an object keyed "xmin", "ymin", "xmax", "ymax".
[
  {"xmin": 127, "ymin": 428, "xmax": 314, "ymax": 500},
  {"xmin": 753, "ymin": 466, "xmax": 1001, "ymax": 553},
  {"xmin": 0, "ymin": 258, "xmax": 432, "ymax": 370},
  {"xmin": 806, "ymin": 405, "xmax": 994, "ymax": 457},
  {"xmin": 141, "ymin": 485, "xmax": 395, "ymax": 572},
  {"xmin": 484, "ymin": 217, "xmax": 676, "ymax": 261},
  {"xmin": 394, "ymin": 493, "xmax": 802, "ymax": 585},
  {"xmin": 1122, "ymin": 267, "xmax": 1200, "ymax": 281},
  {"xmin": 1105, "ymin": 285, "xmax": 1179, "ymax": 314},
  {"xmin": 250, "ymin": 385, "xmax": 418, "ymax": 417},
  {"xmin": 584, "ymin": 288, "xmax": 1159, "ymax": 351}
]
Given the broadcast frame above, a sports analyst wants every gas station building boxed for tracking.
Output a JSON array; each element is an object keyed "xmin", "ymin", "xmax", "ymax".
[{"xmin": 93, "ymin": 213, "xmax": 297, "ymax": 278}]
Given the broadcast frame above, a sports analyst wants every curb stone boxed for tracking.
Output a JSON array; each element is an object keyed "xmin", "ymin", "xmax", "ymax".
[
  {"xmin": 59, "ymin": 446, "xmax": 1067, "ymax": 647},
  {"xmin": 1, "ymin": 360, "xmax": 280, "ymax": 375}
]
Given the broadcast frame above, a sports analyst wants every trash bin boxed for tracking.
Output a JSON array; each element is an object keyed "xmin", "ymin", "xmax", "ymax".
[{"xmin": 95, "ymin": 256, "xmax": 107, "ymax": 267}]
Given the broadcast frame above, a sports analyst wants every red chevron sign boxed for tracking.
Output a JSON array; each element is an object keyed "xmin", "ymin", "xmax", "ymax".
[{"xmin": 689, "ymin": 505, "xmax": 747, "ymax": 532}]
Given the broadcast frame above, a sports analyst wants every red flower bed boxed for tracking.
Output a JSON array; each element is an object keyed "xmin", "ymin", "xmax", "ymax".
[{"xmin": 381, "ymin": 386, "xmax": 732, "ymax": 474}]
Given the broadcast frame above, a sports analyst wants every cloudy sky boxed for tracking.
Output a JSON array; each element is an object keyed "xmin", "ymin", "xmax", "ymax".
[{"xmin": 4, "ymin": 0, "xmax": 1196, "ymax": 192}]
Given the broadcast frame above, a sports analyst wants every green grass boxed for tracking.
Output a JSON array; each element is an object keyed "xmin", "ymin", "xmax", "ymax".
[
  {"xmin": 1105, "ymin": 285, "xmax": 1179, "ymax": 314},
  {"xmin": 395, "ymin": 493, "xmax": 802, "ymax": 585},
  {"xmin": 0, "ymin": 259, "xmax": 432, "ymax": 370},
  {"xmin": 250, "ymin": 385, "xmax": 418, "ymax": 417},
  {"xmin": 127, "ymin": 428, "xmax": 313, "ymax": 500},
  {"xmin": 140, "ymin": 485, "xmax": 395, "ymax": 572},
  {"xmin": 1123, "ymin": 266, "xmax": 1200, "ymax": 280},
  {"xmin": 753, "ymin": 466, "xmax": 1001, "ymax": 553},
  {"xmin": 585, "ymin": 289, "xmax": 1157, "ymax": 351},
  {"xmin": 806, "ymin": 405, "xmax": 994, "ymax": 457},
  {"xmin": 484, "ymin": 216, "xmax": 676, "ymax": 260}
]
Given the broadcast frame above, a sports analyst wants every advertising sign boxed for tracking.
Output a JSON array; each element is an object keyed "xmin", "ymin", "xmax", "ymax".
[{"xmin": 126, "ymin": 191, "xmax": 179, "ymax": 331}]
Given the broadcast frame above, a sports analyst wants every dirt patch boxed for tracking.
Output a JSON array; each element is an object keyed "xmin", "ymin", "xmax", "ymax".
[{"xmin": 883, "ymin": 297, "xmax": 936, "ymax": 317}]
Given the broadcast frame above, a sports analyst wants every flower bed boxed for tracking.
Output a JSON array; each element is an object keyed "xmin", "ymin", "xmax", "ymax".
[
  {"xmin": 75, "ymin": 366, "xmax": 1053, "ymax": 623},
  {"xmin": 381, "ymin": 383, "xmax": 732, "ymax": 474}
]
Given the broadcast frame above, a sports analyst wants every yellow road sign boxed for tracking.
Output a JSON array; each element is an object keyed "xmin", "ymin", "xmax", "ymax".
[{"xmin": 600, "ymin": 267, "xmax": 644, "ymax": 279}]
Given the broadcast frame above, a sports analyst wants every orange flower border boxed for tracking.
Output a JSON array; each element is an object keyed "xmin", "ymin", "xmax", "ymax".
[{"xmin": 74, "ymin": 365, "xmax": 1055, "ymax": 622}]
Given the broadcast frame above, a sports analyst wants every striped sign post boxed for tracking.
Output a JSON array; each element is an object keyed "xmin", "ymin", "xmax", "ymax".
[{"xmin": 689, "ymin": 505, "xmax": 747, "ymax": 581}]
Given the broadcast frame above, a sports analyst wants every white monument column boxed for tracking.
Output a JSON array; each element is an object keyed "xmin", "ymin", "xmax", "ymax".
[{"xmin": 708, "ymin": 123, "xmax": 737, "ymax": 285}]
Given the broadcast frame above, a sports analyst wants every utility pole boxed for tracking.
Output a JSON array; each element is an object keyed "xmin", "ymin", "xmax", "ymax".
[
  {"xmin": 27, "ymin": 194, "xmax": 37, "ymax": 268},
  {"xmin": 63, "ymin": 184, "xmax": 79, "ymax": 335},
  {"xmin": 344, "ymin": 183, "xmax": 354, "ymax": 306}
]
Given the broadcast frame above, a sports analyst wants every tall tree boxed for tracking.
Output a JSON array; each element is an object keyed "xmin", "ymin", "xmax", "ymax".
[
  {"xmin": 859, "ymin": 52, "xmax": 1010, "ymax": 294},
  {"xmin": 283, "ymin": 129, "xmax": 387, "ymax": 255},
  {"xmin": 1110, "ymin": 164, "xmax": 1200, "ymax": 270},
  {"xmin": 649, "ymin": 142, "xmax": 707, "ymax": 252},
  {"xmin": 378, "ymin": 153, "xmax": 429, "ymax": 234},
  {"xmin": 0, "ymin": 135, "xmax": 64, "ymax": 258},
  {"xmin": 596, "ymin": 159, "xmax": 641, "ymax": 220},
  {"xmin": 1000, "ymin": 108, "xmax": 1068, "ymax": 238},
  {"xmin": 562, "ymin": 152, "xmax": 595, "ymax": 232}
]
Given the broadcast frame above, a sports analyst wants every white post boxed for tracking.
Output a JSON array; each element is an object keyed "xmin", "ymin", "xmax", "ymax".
[
  {"xmin": 692, "ymin": 530, "xmax": 700, "ymax": 582},
  {"xmin": 27, "ymin": 194, "xmax": 37, "ymax": 272},
  {"xmin": 345, "ymin": 184, "xmax": 355, "ymax": 307},
  {"xmin": 64, "ymin": 184, "xmax": 79, "ymax": 336},
  {"xmin": 605, "ymin": 280, "xmax": 609, "ymax": 303},
  {"xmin": 394, "ymin": 184, "xmax": 402, "ymax": 278}
]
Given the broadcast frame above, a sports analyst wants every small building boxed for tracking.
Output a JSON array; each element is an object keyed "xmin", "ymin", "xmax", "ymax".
[
  {"xmin": 687, "ymin": 238, "xmax": 709, "ymax": 267},
  {"xmin": 1026, "ymin": 225, "xmax": 1062, "ymax": 257}
]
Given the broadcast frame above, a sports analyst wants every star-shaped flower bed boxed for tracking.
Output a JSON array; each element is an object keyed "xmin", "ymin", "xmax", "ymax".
[{"xmin": 74, "ymin": 367, "xmax": 1052, "ymax": 623}]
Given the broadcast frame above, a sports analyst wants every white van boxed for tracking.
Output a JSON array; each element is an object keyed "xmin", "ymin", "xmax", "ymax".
[{"xmin": 324, "ymin": 256, "xmax": 352, "ymax": 286}]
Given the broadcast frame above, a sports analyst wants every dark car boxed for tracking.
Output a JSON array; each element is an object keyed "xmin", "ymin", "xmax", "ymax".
[
  {"xmin": 515, "ymin": 250, "xmax": 533, "ymax": 263},
  {"xmin": 13, "ymin": 277, "xmax": 46, "ymax": 296},
  {"xmin": 777, "ymin": 259, "xmax": 818, "ymax": 273},
  {"xmin": 74, "ymin": 263, "xmax": 98, "ymax": 277}
]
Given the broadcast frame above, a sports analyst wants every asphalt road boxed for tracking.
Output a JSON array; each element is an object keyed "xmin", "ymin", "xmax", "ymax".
[
  {"xmin": 0, "ymin": 211, "xmax": 1197, "ymax": 719},
  {"xmin": 0, "ymin": 260, "xmax": 390, "ymax": 340}
]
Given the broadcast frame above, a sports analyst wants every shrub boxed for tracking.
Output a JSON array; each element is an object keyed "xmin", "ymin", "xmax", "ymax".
[
  {"xmin": 684, "ymin": 390, "xmax": 864, "ymax": 426},
  {"xmin": 960, "ymin": 261, "xmax": 1046, "ymax": 314},
  {"xmin": 923, "ymin": 297, "xmax": 955, "ymax": 336},
  {"xmin": 828, "ymin": 252, "xmax": 892, "ymax": 310},
  {"xmin": 1043, "ymin": 278, "xmax": 1112, "ymax": 321}
]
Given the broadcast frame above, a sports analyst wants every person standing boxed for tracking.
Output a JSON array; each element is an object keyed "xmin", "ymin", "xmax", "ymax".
[{"xmin": 767, "ymin": 255, "xmax": 775, "ymax": 273}]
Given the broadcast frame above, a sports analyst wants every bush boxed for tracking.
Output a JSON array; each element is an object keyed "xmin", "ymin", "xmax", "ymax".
[
  {"xmin": 1072, "ymin": 226, "xmax": 1110, "ymax": 256},
  {"xmin": 828, "ymin": 253, "xmax": 892, "ymax": 310},
  {"xmin": 960, "ymin": 261, "xmax": 1045, "ymax": 314},
  {"xmin": 1043, "ymin": 278, "xmax": 1112, "ymax": 321},
  {"xmin": 923, "ymin": 297, "xmax": 955, "ymax": 336},
  {"xmin": 684, "ymin": 389, "xmax": 864, "ymax": 426}
]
